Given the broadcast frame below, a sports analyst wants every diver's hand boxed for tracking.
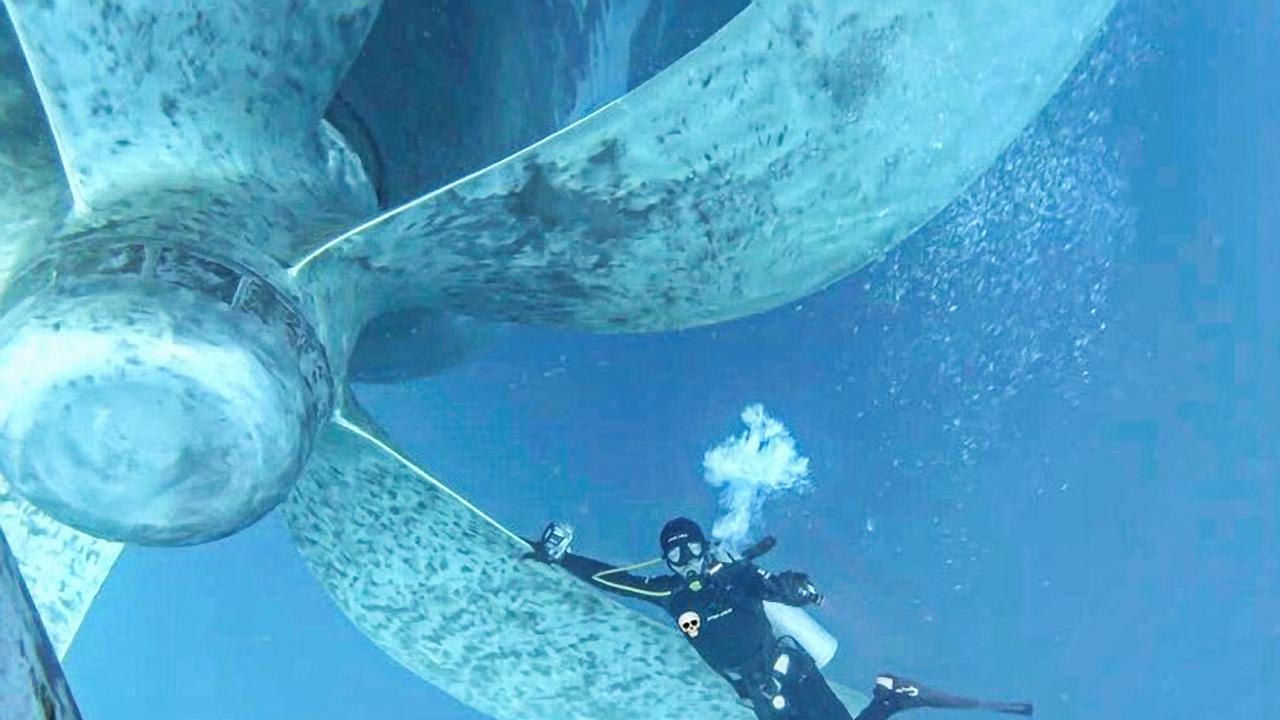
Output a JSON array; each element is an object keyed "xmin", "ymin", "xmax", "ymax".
[
  {"xmin": 526, "ymin": 521, "xmax": 574, "ymax": 563},
  {"xmin": 785, "ymin": 572, "xmax": 825, "ymax": 605}
]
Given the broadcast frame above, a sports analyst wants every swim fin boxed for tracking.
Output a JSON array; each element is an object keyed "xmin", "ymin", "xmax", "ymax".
[{"xmin": 871, "ymin": 675, "xmax": 1033, "ymax": 717}]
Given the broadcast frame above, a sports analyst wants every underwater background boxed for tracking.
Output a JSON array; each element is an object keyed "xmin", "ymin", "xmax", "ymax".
[{"xmin": 58, "ymin": 0, "xmax": 1272, "ymax": 718}]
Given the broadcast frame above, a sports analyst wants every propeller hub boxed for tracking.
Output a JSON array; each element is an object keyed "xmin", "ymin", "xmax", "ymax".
[{"xmin": 0, "ymin": 241, "xmax": 333, "ymax": 545}]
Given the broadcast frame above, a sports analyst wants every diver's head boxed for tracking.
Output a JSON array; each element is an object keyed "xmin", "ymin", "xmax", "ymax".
[{"xmin": 660, "ymin": 517, "xmax": 708, "ymax": 581}]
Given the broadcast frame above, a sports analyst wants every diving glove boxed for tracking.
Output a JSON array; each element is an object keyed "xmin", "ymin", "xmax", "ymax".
[
  {"xmin": 784, "ymin": 572, "xmax": 824, "ymax": 605},
  {"xmin": 535, "ymin": 521, "xmax": 574, "ymax": 562}
]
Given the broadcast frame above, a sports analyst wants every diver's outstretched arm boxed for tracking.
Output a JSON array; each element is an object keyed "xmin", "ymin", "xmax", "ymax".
[
  {"xmin": 524, "ymin": 522, "xmax": 677, "ymax": 607},
  {"xmin": 855, "ymin": 675, "xmax": 1033, "ymax": 720},
  {"xmin": 559, "ymin": 551, "xmax": 678, "ymax": 605}
]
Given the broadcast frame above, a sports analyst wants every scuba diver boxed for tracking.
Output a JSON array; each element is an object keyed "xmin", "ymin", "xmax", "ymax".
[{"xmin": 529, "ymin": 517, "xmax": 1033, "ymax": 720}]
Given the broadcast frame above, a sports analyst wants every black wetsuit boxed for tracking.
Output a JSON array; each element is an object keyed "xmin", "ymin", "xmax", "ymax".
[{"xmin": 558, "ymin": 551, "xmax": 854, "ymax": 720}]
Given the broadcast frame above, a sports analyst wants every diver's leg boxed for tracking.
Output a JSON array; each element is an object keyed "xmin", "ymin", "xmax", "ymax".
[
  {"xmin": 857, "ymin": 675, "xmax": 1034, "ymax": 718},
  {"xmin": 790, "ymin": 670, "xmax": 856, "ymax": 720},
  {"xmin": 852, "ymin": 689, "xmax": 902, "ymax": 720},
  {"xmin": 749, "ymin": 640, "xmax": 853, "ymax": 720}
]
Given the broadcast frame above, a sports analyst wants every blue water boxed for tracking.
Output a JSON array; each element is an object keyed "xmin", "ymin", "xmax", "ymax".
[{"xmin": 64, "ymin": 1, "xmax": 1274, "ymax": 718}]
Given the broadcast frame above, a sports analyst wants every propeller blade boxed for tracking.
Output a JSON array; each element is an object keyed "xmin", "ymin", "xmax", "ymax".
[
  {"xmin": 292, "ymin": 0, "xmax": 1113, "ymax": 332},
  {"xmin": 0, "ymin": 473, "xmax": 122, "ymax": 660},
  {"xmin": 1, "ymin": 523, "xmax": 84, "ymax": 719},
  {"xmin": 0, "ymin": 9, "xmax": 70, "ymax": 286},
  {"xmin": 2, "ymin": 0, "xmax": 380, "ymax": 222}
]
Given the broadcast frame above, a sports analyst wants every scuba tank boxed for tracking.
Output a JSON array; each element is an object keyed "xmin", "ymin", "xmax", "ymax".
[
  {"xmin": 715, "ymin": 537, "xmax": 839, "ymax": 669},
  {"xmin": 762, "ymin": 602, "xmax": 838, "ymax": 670}
]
